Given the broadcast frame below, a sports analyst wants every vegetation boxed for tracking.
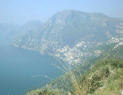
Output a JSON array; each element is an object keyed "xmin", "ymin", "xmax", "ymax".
[
  {"xmin": 26, "ymin": 89, "xmax": 64, "ymax": 95},
  {"xmin": 26, "ymin": 46, "xmax": 123, "ymax": 95},
  {"xmin": 79, "ymin": 58, "xmax": 123, "ymax": 95},
  {"xmin": 27, "ymin": 58, "xmax": 123, "ymax": 95}
]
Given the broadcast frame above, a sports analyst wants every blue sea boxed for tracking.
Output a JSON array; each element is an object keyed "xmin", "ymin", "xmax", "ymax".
[{"xmin": 0, "ymin": 45, "xmax": 62, "ymax": 95}]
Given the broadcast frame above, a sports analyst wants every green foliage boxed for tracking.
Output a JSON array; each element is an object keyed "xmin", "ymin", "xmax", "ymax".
[
  {"xmin": 26, "ymin": 89, "xmax": 64, "ymax": 95},
  {"xmin": 26, "ymin": 46, "xmax": 123, "ymax": 95}
]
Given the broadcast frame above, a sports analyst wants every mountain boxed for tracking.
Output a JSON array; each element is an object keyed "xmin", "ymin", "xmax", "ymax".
[
  {"xmin": 8, "ymin": 10, "xmax": 123, "ymax": 95},
  {"xmin": 13, "ymin": 10, "xmax": 123, "ymax": 64},
  {"xmin": 0, "ymin": 21, "xmax": 42, "ymax": 45},
  {"xmin": 41, "ymin": 10, "xmax": 122, "ymax": 44}
]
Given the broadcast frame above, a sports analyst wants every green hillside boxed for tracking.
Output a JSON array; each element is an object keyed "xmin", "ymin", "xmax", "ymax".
[{"xmin": 26, "ymin": 46, "xmax": 123, "ymax": 95}]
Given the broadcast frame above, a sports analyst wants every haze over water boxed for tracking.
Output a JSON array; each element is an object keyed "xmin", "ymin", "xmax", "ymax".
[{"xmin": 0, "ymin": 46, "xmax": 62, "ymax": 95}]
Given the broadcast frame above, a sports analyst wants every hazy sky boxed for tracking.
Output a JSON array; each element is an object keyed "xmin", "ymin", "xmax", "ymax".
[{"xmin": 0, "ymin": 0, "xmax": 123, "ymax": 24}]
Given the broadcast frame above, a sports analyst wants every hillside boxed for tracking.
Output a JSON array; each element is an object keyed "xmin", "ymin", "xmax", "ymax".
[
  {"xmin": 26, "ymin": 57, "xmax": 123, "ymax": 95},
  {"xmin": 26, "ymin": 45, "xmax": 123, "ymax": 95},
  {"xmin": 13, "ymin": 10, "xmax": 123, "ymax": 64},
  {"xmin": 50, "ymin": 59, "xmax": 122, "ymax": 95}
]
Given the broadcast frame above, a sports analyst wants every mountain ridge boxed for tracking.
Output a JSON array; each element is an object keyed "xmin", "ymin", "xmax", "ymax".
[{"xmin": 13, "ymin": 10, "xmax": 123, "ymax": 64}]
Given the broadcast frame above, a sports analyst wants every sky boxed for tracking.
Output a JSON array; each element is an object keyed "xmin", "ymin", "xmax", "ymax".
[{"xmin": 0, "ymin": 0, "xmax": 123, "ymax": 24}]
